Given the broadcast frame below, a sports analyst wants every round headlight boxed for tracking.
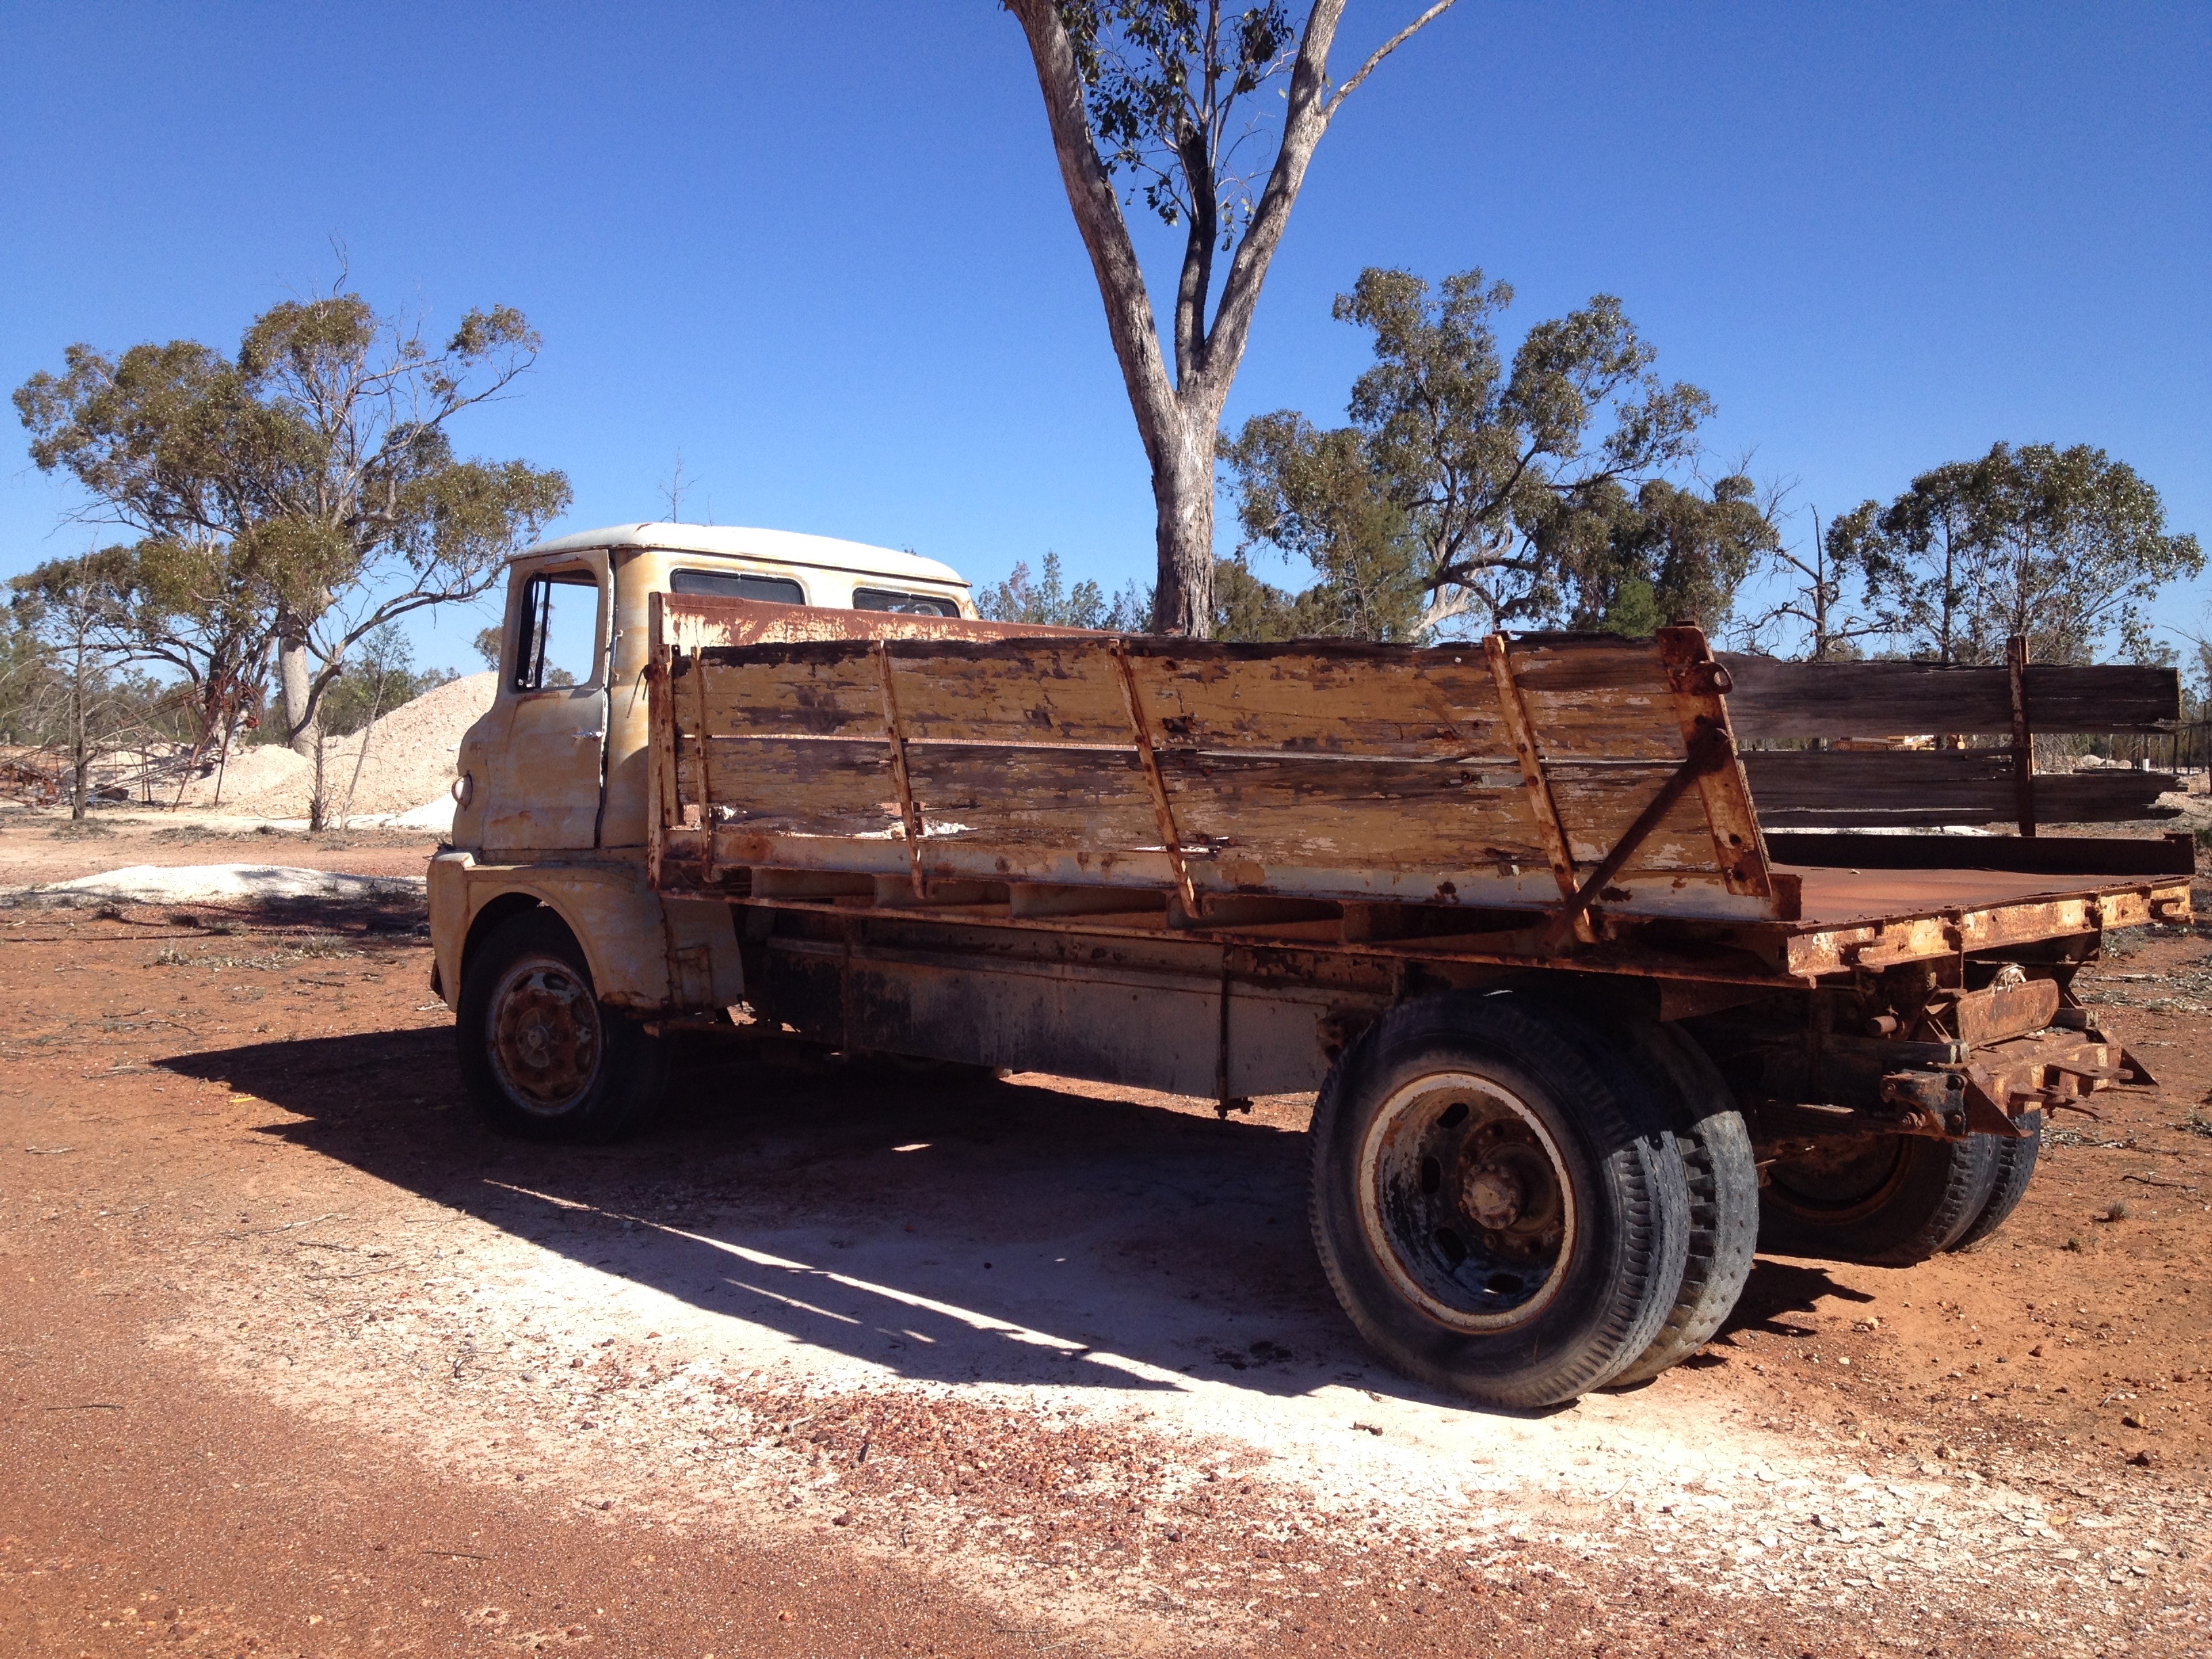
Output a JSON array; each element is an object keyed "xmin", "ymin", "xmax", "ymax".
[{"xmin": 452, "ymin": 771, "xmax": 475, "ymax": 807}]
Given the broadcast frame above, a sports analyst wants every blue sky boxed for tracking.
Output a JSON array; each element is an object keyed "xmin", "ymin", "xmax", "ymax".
[{"xmin": 3, "ymin": 1, "xmax": 2206, "ymax": 669}]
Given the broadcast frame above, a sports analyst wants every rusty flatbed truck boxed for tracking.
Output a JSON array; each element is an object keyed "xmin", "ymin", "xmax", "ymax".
[{"xmin": 430, "ymin": 523, "xmax": 2195, "ymax": 1407}]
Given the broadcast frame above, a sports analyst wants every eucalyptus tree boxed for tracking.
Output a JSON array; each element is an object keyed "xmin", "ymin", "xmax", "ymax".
[
  {"xmin": 1222, "ymin": 266, "xmax": 1742, "ymax": 637},
  {"xmin": 1006, "ymin": 0, "xmax": 1460, "ymax": 636},
  {"xmin": 7, "ymin": 549, "xmax": 140, "ymax": 819},
  {"xmin": 1836, "ymin": 443, "xmax": 2200, "ymax": 665},
  {"xmin": 15, "ymin": 291, "xmax": 570, "ymax": 798}
]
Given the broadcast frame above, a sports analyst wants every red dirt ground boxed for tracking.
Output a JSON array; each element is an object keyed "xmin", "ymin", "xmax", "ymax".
[{"xmin": 3, "ymin": 818, "xmax": 2207, "ymax": 1656}]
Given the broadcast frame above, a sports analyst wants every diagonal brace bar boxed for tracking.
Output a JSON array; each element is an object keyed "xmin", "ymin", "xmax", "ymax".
[{"xmin": 1541, "ymin": 726, "xmax": 1736, "ymax": 947}]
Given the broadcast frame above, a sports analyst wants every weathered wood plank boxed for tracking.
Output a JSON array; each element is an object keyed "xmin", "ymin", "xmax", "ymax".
[
  {"xmin": 654, "ymin": 616, "xmax": 1816, "ymax": 922},
  {"xmin": 1507, "ymin": 636, "xmax": 1687, "ymax": 760},
  {"xmin": 1124, "ymin": 648, "xmax": 1507, "ymax": 758},
  {"xmin": 1720, "ymin": 655, "xmax": 2182, "ymax": 739},
  {"xmin": 1741, "ymin": 750, "xmax": 2177, "ymax": 825},
  {"xmin": 680, "ymin": 740, "xmax": 901, "ymax": 838},
  {"xmin": 673, "ymin": 649, "xmax": 887, "ymax": 739},
  {"xmin": 682, "ymin": 826, "xmax": 1767, "ymax": 918},
  {"xmin": 1549, "ymin": 769, "xmax": 1732, "ymax": 872},
  {"xmin": 903, "ymin": 745, "xmax": 1163, "ymax": 848},
  {"xmin": 887, "ymin": 645, "xmax": 1132, "ymax": 745}
]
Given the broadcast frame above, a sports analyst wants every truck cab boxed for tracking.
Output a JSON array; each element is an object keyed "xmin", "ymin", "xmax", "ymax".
[{"xmin": 429, "ymin": 523, "xmax": 974, "ymax": 1096}]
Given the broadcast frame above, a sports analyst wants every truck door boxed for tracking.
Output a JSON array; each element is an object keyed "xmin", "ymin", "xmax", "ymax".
[{"xmin": 478, "ymin": 560, "xmax": 611, "ymax": 852}]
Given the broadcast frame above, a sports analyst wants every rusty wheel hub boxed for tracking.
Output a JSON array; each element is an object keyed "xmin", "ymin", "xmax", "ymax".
[
  {"xmin": 1356, "ymin": 1073, "xmax": 1576, "ymax": 1333},
  {"xmin": 487, "ymin": 955, "xmax": 602, "ymax": 1116}
]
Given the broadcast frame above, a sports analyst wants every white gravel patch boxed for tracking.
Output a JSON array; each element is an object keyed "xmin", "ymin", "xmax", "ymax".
[{"xmin": 18, "ymin": 863, "xmax": 426, "ymax": 905}]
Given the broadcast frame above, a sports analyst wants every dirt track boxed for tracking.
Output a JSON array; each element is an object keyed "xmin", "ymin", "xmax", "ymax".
[{"xmin": 3, "ymin": 816, "xmax": 2210, "ymax": 1656}]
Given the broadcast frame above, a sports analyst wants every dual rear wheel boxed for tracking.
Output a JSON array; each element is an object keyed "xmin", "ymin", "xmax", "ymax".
[
  {"xmin": 1308, "ymin": 993, "xmax": 1756, "ymax": 1408},
  {"xmin": 1757, "ymin": 1110, "xmax": 2041, "ymax": 1266},
  {"xmin": 1307, "ymin": 991, "xmax": 2042, "ymax": 1406}
]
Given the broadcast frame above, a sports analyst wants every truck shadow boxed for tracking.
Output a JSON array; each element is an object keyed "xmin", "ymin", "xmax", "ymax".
[{"xmin": 159, "ymin": 1027, "xmax": 1430, "ymax": 1407}]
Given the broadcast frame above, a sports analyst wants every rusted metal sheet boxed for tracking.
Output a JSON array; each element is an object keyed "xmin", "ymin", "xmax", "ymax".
[
  {"xmin": 1940, "ymin": 978, "xmax": 2062, "ymax": 1046},
  {"xmin": 1776, "ymin": 879, "xmax": 2192, "ymax": 977},
  {"xmin": 661, "ymin": 593, "xmax": 1086, "ymax": 651}
]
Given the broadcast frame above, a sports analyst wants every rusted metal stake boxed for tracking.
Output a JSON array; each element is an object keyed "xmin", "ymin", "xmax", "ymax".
[
  {"xmin": 1483, "ymin": 634, "xmax": 1593, "ymax": 944},
  {"xmin": 1109, "ymin": 640, "xmax": 1199, "ymax": 914},
  {"xmin": 691, "ymin": 640, "xmax": 717, "ymax": 884},
  {"xmin": 2008, "ymin": 634, "xmax": 2036, "ymax": 839},
  {"xmin": 875, "ymin": 642, "xmax": 928, "ymax": 899},
  {"xmin": 1656, "ymin": 625, "xmax": 1776, "ymax": 903}
]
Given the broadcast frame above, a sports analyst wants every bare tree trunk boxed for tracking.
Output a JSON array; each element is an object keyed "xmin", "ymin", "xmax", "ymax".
[
  {"xmin": 1151, "ymin": 404, "xmax": 1223, "ymax": 635},
  {"xmin": 1008, "ymin": 1, "xmax": 1455, "ymax": 638},
  {"xmin": 310, "ymin": 725, "xmax": 328, "ymax": 834},
  {"xmin": 278, "ymin": 616, "xmax": 317, "ymax": 758},
  {"xmin": 69, "ymin": 640, "xmax": 89, "ymax": 823}
]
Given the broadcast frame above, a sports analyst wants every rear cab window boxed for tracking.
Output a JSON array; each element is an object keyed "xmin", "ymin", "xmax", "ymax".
[
  {"xmin": 853, "ymin": 587, "xmax": 962, "ymax": 617},
  {"xmin": 670, "ymin": 569, "xmax": 806, "ymax": 605}
]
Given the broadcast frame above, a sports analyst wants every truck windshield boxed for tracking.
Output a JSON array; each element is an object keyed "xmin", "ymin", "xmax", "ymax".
[
  {"xmin": 670, "ymin": 569, "xmax": 806, "ymax": 605},
  {"xmin": 853, "ymin": 588, "xmax": 960, "ymax": 617}
]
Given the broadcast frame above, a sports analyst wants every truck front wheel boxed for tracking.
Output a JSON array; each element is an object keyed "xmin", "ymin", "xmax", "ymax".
[
  {"xmin": 458, "ymin": 908, "xmax": 670, "ymax": 1143},
  {"xmin": 1308, "ymin": 993, "xmax": 1691, "ymax": 1409}
]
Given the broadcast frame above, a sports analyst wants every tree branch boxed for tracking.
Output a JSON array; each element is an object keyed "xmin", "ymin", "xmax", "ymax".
[
  {"xmin": 1200, "ymin": 0, "xmax": 1346, "ymax": 398},
  {"xmin": 1325, "ymin": 1, "xmax": 1462, "ymax": 120},
  {"xmin": 1006, "ymin": 0, "xmax": 1180, "ymax": 463}
]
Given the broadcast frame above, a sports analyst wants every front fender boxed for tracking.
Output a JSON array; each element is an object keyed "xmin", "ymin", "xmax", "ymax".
[{"xmin": 428, "ymin": 852, "xmax": 742, "ymax": 1015}]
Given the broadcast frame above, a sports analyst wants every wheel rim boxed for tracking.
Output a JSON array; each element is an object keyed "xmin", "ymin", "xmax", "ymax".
[
  {"xmin": 1765, "ymin": 1137, "xmax": 1910, "ymax": 1224},
  {"xmin": 1355, "ymin": 1069, "xmax": 1578, "ymax": 1332},
  {"xmin": 486, "ymin": 952, "xmax": 602, "ymax": 1117}
]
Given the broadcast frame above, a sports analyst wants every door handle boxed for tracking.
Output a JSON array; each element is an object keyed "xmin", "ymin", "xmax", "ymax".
[{"xmin": 575, "ymin": 729, "xmax": 606, "ymax": 741}]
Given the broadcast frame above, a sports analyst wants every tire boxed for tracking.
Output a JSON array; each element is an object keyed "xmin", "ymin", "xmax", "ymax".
[
  {"xmin": 1759, "ymin": 1130, "xmax": 1999, "ymax": 1267},
  {"xmin": 1605, "ymin": 1021, "xmax": 1759, "ymax": 1387},
  {"xmin": 1307, "ymin": 991, "xmax": 1691, "ymax": 1409},
  {"xmin": 457, "ymin": 908, "xmax": 670, "ymax": 1143},
  {"xmin": 1947, "ymin": 1109, "xmax": 2043, "ymax": 1254}
]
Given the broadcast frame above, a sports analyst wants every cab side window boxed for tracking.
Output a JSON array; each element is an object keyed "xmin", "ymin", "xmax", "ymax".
[
  {"xmin": 512, "ymin": 570, "xmax": 602, "ymax": 692},
  {"xmin": 670, "ymin": 569, "xmax": 805, "ymax": 605},
  {"xmin": 853, "ymin": 587, "xmax": 960, "ymax": 617}
]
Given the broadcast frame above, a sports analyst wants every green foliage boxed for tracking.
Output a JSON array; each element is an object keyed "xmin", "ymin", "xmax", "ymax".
[
  {"xmin": 1057, "ymin": 2, "xmax": 1296, "ymax": 239},
  {"xmin": 14, "ymin": 287, "xmax": 570, "ymax": 754},
  {"xmin": 3, "ymin": 554, "xmax": 196, "ymax": 813},
  {"xmin": 472, "ymin": 625, "xmax": 505, "ymax": 670},
  {"xmin": 1835, "ymin": 442, "xmax": 2202, "ymax": 665},
  {"xmin": 1216, "ymin": 413, "xmax": 1425, "ymax": 640},
  {"xmin": 977, "ymin": 553, "xmax": 1151, "ymax": 630},
  {"xmin": 1532, "ymin": 474, "xmax": 1778, "ymax": 635},
  {"xmin": 316, "ymin": 624, "xmax": 457, "ymax": 739},
  {"xmin": 1223, "ymin": 266, "xmax": 1756, "ymax": 638}
]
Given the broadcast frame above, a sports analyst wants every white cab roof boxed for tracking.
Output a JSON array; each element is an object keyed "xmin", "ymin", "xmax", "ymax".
[{"xmin": 521, "ymin": 523, "xmax": 970, "ymax": 590}]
